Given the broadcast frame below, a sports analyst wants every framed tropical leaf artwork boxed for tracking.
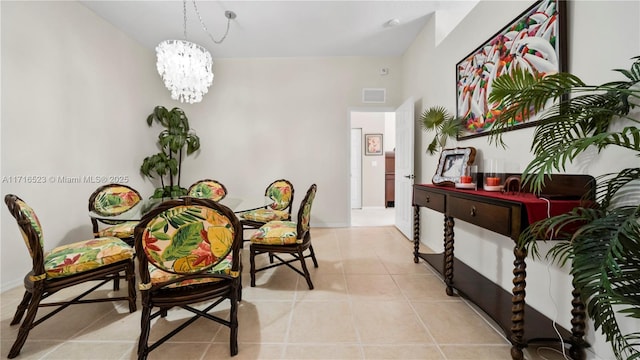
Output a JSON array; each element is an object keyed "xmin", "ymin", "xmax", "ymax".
[{"xmin": 456, "ymin": 0, "xmax": 567, "ymax": 139}]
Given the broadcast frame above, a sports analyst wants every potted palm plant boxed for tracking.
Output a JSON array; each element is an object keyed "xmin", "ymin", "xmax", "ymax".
[
  {"xmin": 487, "ymin": 56, "xmax": 640, "ymax": 360},
  {"xmin": 140, "ymin": 106, "xmax": 200, "ymax": 199},
  {"xmin": 419, "ymin": 106, "xmax": 463, "ymax": 155}
]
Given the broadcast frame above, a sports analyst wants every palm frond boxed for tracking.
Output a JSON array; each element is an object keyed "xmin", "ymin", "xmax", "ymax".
[
  {"xmin": 520, "ymin": 206, "xmax": 640, "ymax": 360},
  {"xmin": 497, "ymin": 56, "xmax": 640, "ymax": 360},
  {"xmin": 419, "ymin": 106, "xmax": 462, "ymax": 155}
]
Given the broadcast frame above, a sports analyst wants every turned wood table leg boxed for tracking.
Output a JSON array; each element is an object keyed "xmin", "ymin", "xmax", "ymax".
[
  {"xmin": 413, "ymin": 205, "xmax": 420, "ymax": 263},
  {"xmin": 510, "ymin": 246, "xmax": 527, "ymax": 360},
  {"xmin": 444, "ymin": 215, "xmax": 455, "ymax": 296},
  {"xmin": 569, "ymin": 280, "xmax": 587, "ymax": 360}
]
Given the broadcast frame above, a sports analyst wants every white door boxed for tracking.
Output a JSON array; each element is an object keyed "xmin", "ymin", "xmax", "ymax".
[
  {"xmin": 350, "ymin": 128, "xmax": 362, "ymax": 209},
  {"xmin": 394, "ymin": 97, "xmax": 415, "ymax": 238}
]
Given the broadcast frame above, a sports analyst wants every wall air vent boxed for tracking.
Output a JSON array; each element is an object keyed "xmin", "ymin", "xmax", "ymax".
[{"xmin": 362, "ymin": 88, "xmax": 386, "ymax": 103}]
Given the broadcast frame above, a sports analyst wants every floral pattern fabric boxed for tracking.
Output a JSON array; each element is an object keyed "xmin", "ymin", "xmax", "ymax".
[
  {"xmin": 44, "ymin": 237, "xmax": 134, "ymax": 278},
  {"xmin": 96, "ymin": 221, "xmax": 139, "ymax": 238},
  {"xmin": 267, "ymin": 181, "xmax": 293, "ymax": 211},
  {"xmin": 93, "ymin": 186, "xmax": 141, "ymax": 216},
  {"xmin": 241, "ymin": 208, "xmax": 289, "ymax": 223},
  {"xmin": 141, "ymin": 205, "xmax": 235, "ymax": 276},
  {"xmin": 148, "ymin": 253, "xmax": 233, "ymax": 288},
  {"xmin": 189, "ymin": 182, "xmax": 226, "ymax": 201},
  {"xmin": 250, "ymin": 221, "xmax": 299, "ymax": 245}
]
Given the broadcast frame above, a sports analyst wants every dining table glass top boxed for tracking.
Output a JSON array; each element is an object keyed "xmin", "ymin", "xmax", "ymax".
[{"xmin": 89, "ymin": 196, "xmax": 273, "ymax": 222}]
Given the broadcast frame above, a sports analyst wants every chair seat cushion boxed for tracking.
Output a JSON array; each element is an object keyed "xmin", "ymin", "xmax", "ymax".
[
  {"xmin": 96, "ymin": 221, "xmax": 139, "ymax": 238},
  {"xmin": 44, "ymin": 237, "xmax": 134, "ymax": 278},
  {"xmin": 250, "ymin": 221, "xmax": 300, "ymax": 245},
  {"xmin": 241, "ymin": 208, "xmax": 289, "ymax": 223},
  {"xmin": 148, "ymin": 253, "xmax": 233, "ymax": 288}
]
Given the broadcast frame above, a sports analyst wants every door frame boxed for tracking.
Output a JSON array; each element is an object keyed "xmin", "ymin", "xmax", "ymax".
[
  {"xmin": 350, "ymin": 128, "xmax": 363, "ymax": 209},
  {"xmin": 348, "ymin": 107, "xmax": 396, "ymax": 226}
]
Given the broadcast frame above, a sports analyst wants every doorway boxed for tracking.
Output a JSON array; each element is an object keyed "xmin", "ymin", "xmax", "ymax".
[{"xmin": 349, "ymin": 111, "xmax": 395, "ymax": 226}]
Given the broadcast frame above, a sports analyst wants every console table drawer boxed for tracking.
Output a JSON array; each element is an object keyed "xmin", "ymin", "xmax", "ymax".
[
  {"xmin": 413, "ymin": 188, "xmax": 445, "ymax": 212},
  {"xmin": 448, "ymin": 197, "xmax": 511, "ymax": 236}
]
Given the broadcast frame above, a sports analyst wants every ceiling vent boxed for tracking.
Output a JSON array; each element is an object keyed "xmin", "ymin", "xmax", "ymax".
[{"xmin": 362, "ymin": 88, "xmax": 386, "ymax": 103}]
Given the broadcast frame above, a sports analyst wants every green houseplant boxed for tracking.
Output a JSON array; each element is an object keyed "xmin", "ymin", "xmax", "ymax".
[
  {"xmin": 140, "ymin": 106, "xmax": 201, "ymax": 199},
  {"xmin": 488, "ymin": 56, "xmax": 640, "ymax": 360},
  {"xmin": 419, "ymin": 106, "xmax": 463, "ymax": 155}
]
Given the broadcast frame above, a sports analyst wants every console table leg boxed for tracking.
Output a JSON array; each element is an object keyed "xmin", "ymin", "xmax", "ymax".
[
  {"xmin": 511, "ymin": 246, "xmax": 527, "ymax": 360},
  {"xmin": 413, "ymin": 206, "xmax": 420, "ymax": 263},
  {"xmin": 569, "ymin": 281, "xmax": 587, "ymax": 360},
  {"xmin": 444, "ymin": 215, "xmax": 455, "ymax": 296}
]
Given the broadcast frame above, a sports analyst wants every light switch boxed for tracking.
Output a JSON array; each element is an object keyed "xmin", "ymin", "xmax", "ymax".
[{"xmin": 371, "ymin": 160, "xmax": 377, "ymax": 167}]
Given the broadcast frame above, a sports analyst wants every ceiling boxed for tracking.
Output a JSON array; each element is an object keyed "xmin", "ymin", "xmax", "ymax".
[{"xmin": 80, "ymin": 1, "xmax": 474, "ymax": 59}]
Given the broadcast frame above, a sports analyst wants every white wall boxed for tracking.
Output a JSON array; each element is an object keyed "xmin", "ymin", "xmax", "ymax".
[
  {"xmin": 1, "ymin": 1, "xmax": 166, "ymax": 290},
  {"xmin": 1, "ymin": 1, "xmax": 403, "ymax": 290},
  {"xmin": 402, "ymin": 1, "xmax": 640, "ymax": 359},
  {"xmin": 351, "ymin": 112, "xmax": 386, "ymax": 207},
  {"xmin": 174, "ymin": 56, "xmax": 402, "ymax": 225}
]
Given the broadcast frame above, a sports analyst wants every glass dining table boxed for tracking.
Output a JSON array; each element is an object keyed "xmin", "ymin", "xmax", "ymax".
[{"xmin": 89, "ymin": 196, "xmax": 273, "ymax": 222}]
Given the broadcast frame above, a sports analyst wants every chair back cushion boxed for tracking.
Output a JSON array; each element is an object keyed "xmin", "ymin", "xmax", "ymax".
[
  {"xmin": 297, "ymin": 184, "xmax": 317, "ymax": 234},
  {"xmin": 188, "ymin": 180, "xmax": 227, "ymax": 201},
  {"xmin": 266, "ymin": 180, "xmax": 294, "ymax": 211},
  {"xmin": 140, "ymin": 204, "xmax": 235, "ymax": 275},
  {"xmin": 91, "ymin": 184, "xmax": 141, "ymax": 216}
]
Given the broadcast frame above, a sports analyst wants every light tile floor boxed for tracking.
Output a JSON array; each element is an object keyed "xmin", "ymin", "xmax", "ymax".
[
  {"xmin": 1, "ymin": 222, "xmax": 569, "ymax": 359},
  {"xmin": 351, "ymin": 207, "xmax": 395, "ymax": 227}
]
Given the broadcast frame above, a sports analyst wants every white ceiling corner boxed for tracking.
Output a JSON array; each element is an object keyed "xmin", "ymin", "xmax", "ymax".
[{"xmin": 79, "ymin": 0, "xmax": 477, "ymax": 58}]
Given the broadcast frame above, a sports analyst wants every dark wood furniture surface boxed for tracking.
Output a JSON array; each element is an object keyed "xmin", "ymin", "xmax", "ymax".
[
  {"xmin": 385, "ymin": 151, "xmax": 395, "ymax": 207},
  {"xmin": 412, "ymin": 174, "xmax": 594, "ymax": 360}
]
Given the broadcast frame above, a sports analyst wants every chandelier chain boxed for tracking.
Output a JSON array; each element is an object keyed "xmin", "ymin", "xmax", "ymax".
[
  {"xmin": 183, "ymin": 0, "xmax": 188, "ymax": 39},
  {"xmin": 191, "ymin": 0, "xmax": 232, "ymax": 44}
]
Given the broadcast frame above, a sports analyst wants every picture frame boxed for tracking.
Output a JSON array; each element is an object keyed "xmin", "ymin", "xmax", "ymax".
[
  {"xmin": 364, "ymin": 133, "xmax": 383, "ymax": 156},
  {"xmin": 432, "ymin": 147, "xmax": 476, "ymax": 186},
  {"xmin": 456, "ymin": 0, "xmax": 567, "ymax": 140}
]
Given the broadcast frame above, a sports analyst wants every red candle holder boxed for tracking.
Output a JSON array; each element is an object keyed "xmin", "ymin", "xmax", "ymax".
[{"xmin": 486, "ymin": 177, "xmax": 501, "ymax": 186}]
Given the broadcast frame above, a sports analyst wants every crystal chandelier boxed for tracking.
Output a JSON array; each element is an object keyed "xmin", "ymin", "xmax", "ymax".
[{"xmin": 156, "ymin": 1, "xmax": 236, "ymax": 104}]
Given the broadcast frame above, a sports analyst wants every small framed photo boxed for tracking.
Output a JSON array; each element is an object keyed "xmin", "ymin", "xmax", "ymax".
[
  {"xmin": 432, "ymin": 147, "xmax": 476, "ymax": 186},
  {"xmin": 364, "ymin": 134, "xmax": 383, "ymax": 156}
]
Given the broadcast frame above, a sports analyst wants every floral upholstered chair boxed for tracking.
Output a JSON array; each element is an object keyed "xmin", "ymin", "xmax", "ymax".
[
  {"xmin": 88, "ymin": 183, "xmax": 142, "ymax": 246},
  {"xmin": 249, "ymin": 184, "xmax": 318, "ymax": 290},
  {"xmin": 133, "ymin": 197, "xmax": 242, "ymax": 359},
  {"xmin": 240, "ymin": 179, "xmax": 294, "ymax": 230},
  {"xmin": 4, "ymin": 194, "xmax": 136, "ymax": 359},
  {"xmin": 187, "ymin": 179, "xmax": 228, "ymax": 201}
]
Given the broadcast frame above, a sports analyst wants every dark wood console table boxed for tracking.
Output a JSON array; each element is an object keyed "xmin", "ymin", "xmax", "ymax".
[{"xmin": 412, "ymin": 174, "xmax": 594, "ymax": 360}]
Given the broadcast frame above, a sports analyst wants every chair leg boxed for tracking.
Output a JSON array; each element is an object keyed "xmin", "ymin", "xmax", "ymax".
[
  {"xmin": 249, "ymin": 246, "xmax": 257, "ymax": 287},
  {"xmin": 309, "ymin": 244, "xmax": 319, "ymax": 268},
  {"xmin": 8, "ymin": 289, "xmax": 42, "ymax": 359},
  {"xmin": 126, "ymin": 262, "xmax": 137, "ymax": 313},
  {"xmin": 297, "ymin": 247, "xmax": 314, "ymax": 290},
  {"xmin": 138, "ymin": 304, "xmax": 152, "ymax": 360},
  {"xmin": 238, "ymin": 265, "xmax": 243, "ymax": 302},
  {"xmin": 10, "ymin": 291, "xmax": 32, "ymax": 326},
  {"xmin": 229, "ymin": 282, "xmax": 239, "ymax": 356}
]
